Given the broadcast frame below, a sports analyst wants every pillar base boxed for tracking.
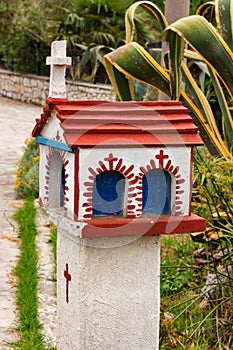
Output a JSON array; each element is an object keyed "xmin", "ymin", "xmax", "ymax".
[{"xmin": 56, "ymin": 217, "xmax": 160, "ymax": 350}]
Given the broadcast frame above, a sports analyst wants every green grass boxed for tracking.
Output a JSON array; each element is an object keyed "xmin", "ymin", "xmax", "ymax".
[
  {"xmin": 13, "ymin": 198, "xmax": 55, "ymax": 350},
  {"xmin": 160, "ymin": 232, "xmax": 233, "ymax": 349}
]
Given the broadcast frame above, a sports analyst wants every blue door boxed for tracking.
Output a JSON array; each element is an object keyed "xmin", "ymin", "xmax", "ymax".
[
  {"xmin": 92, "ymin": 170, "xmax": 126, "ymax": 216},
  {"xmin": 142, "ymin": 169, "xmax": 171, "ymax": 214}
]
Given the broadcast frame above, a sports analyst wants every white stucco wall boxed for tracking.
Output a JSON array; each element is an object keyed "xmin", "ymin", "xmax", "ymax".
[
  {"xmin": 56, "ymin": 218, "xmax": 160, "ymax": 350},
  {"xmin": 79, "ymin": 146, "xmax": 192, "ymax": 219}
]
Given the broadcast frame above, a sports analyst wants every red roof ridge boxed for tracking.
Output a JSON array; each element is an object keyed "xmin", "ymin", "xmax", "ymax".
[{"xmin": 32, "ymin": 98, "xmax": 203, "ymax": 147}]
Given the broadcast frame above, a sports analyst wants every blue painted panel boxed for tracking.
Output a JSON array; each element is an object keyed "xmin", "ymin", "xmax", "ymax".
[
  {"xmin": 60, "ymin": 166, "xmax": 65, "ymax": 206},
  {"xmin": 36, "ymin": 136, "xmax": 74, "ymax": 153},
  {"xmin": 142, "ymin": 169, "xmax": 171, "ymax": 214},
  {"xmin": 93, "ymin": 171, "xmax": 126, "ymax": 216}
]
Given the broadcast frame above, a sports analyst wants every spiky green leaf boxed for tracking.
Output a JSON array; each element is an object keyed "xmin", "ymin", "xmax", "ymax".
[
  {"xmin": 104, "ymin": 42, "xmax": 171, "ymax": 99},
  {"xmin": 104, "ymin": 55, "xmax": 133, "ymax": 101},
  {"xmin": 164, "ymin": 15, "xmax": 233, "ymax": 98},
  {"xmin": 125, "ymin": 1, "xmax": 168, "ymax": 43},
  {"xmin": 165, "ymin": 30, "xmax": 185, "ymax": 100},
  {"xmin": 216, "ymin": 0, "xmax": 233, "ymax": 51},
  {"xmin": 208, "ymin": 67, "xmax": 233, "ymax": 151}
]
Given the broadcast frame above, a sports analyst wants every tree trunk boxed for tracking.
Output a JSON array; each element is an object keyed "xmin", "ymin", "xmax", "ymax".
[{"xmin": 164, "ymin": 0, "xmax": 190, "ymax": 24}]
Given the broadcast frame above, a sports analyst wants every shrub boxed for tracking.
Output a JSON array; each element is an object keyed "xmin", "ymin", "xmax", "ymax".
[{"xmin": 14, "ymin": 137, "xmax": 39, "ymax": 198}]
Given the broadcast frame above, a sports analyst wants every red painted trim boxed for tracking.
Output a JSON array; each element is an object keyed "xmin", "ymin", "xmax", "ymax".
[
  {"xmin": 32, "ymin": 105, "xmax": 52, "ymax": 136},
  {"xmin": 74, "ymin": 149, "xmax": 80, "ymax": 220},
  {"xmin": 82, "ymin": 213, "xmax": 206, "ymax": 238},
  {"xmin": 64, "ymin": 133, "xmax": 203, "ymax": 148}
]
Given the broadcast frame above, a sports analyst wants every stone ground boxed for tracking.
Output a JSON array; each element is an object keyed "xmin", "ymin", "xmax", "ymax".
[{"xmin": 0, "ymin": 96, "xmax": 57, "ymax": 349}]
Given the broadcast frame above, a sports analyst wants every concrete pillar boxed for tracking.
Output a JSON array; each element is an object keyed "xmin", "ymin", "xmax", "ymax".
[{"xmin": 55, "ymin": 216, "xmax": 160, "ymax": 350}]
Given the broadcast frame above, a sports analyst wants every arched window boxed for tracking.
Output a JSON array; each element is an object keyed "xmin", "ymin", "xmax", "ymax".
[
  {"xmin": 92, "ymin": 170, "xmax": 126, "ymax": 217},
  {"xmin": 142, "ymin": 169, "xmax": 171, "ymax": 214}
]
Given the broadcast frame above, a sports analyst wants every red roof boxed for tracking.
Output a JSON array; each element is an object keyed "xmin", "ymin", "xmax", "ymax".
[{"xmin": 32, "ymin": 98, "xmax": 203, "ymax": 147}]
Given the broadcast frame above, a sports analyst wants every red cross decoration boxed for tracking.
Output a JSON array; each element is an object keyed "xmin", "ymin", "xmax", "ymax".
[
  {"xmin": 104, "ymin": 153, "xmax": 118, "ymax": 170},
  {"xmin": 155, "ymin": 150, "xmax": 169, "ymax": 168},
  {"xmin": 64, "ymin": 263, "xmax": 71, "ymax": 304}
]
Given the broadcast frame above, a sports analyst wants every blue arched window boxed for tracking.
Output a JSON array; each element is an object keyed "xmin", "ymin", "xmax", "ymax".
[
  {"xmin": 92, "ymin": 170, "xmax": 126, "ymax": 217},
  {"xmin": 142, "ymin": 169, "xmax": 171, "ymax": 214}
]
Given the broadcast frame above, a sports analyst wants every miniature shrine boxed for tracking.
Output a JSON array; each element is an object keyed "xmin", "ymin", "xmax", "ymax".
[
  {"xmin": 32, "ymin": 40, "xmax": 205, "ymax": 350},
  {"xmin": 32, "ymin": 95, "xmax": 205, "ymax": 238}
]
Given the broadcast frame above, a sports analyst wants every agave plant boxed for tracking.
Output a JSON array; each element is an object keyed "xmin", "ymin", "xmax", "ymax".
[{"xmin": 103, "ymin": 0, "xmax": 233, "ymax": 160}]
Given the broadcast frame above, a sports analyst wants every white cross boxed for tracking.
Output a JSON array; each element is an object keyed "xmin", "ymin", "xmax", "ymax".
[{"xmin": 46, "ymin": 40, "xmax": 72, "ymax": 98}]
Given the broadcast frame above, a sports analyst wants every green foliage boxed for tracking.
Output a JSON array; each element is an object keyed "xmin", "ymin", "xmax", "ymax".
[
  {"xmin": 161, "ymin": 235, "xmax": 199, "ymax": 296},
  {"xmin": 0, "ymin": 0, "xmax": 210, "ymax": 77},
  {"xmin": 160, "ymin": 234, "xmax": 206, "ymax": 349},
  {"xmin": 0, "ymin": 0, "xmax": 71, "ymax": 74},
  {"xmin": 14, "ymin": 138, "xmax": 39, "ymax": 199},
  {"xmin": 160, "ymin": 148, "xmax": 233, "ymax": 349},
  {"xmin": 193, "ymin": 147, "xmax": 233, "ymax": 227}
]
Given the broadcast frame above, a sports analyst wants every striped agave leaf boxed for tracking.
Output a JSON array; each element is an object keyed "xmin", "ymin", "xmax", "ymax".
[
  {"xmin": 104, "ymin": 42, "xmax": 171, "ymax": 100},
  {"xmin": 164, "ymin": 15, "xmax": 233, "ymax": 98},
  {"xmin": 103, "ymin": 0, "xmax": 233, "ymax": 159}
]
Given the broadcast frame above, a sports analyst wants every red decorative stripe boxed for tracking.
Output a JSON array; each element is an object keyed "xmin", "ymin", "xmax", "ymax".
[
  {"xmin": 150, "ymin": 159, "xmax": 156, "ymax": 168},
  {"xmin": 83, "ymin": 192, "xmax": 92, "ymax": 198},
  {"xmin": 99, "ymin": 161, "xmax": 108, "ymax": 171},
  {"xmin": 85, "ymin": 207, "xmax": 93, "ymax": 212},
  {"xmin": 128, "ymin": 193, "xmax": 136, "ymax": 198},
  {"xmin": 140, "ymin": 166, "xmax": 146, "ymax": 174},
  {"xmin": 128, "ymin": 187, "xmax": 135, "ymax": 192},
  {"xmin": 168, "ymin": 165, "xmax": 174, "ymax": 172},
  {"xmin": 127, "ymin": 173, "xmax": 134, "ymax": 180},
  {"xmin": 115, "ymin": 158, "xmax": 123, "ymax": 170},
  {"xmin": 130, "ymin": 176, "xmax": 141, "ymax": 185},
  {"xmin": 82, "ymin": 203, "xmax": 91, "ymax": 207},
  {"xmin": 173, "ymin": 166, "xmax": 179, "ymax": 175},
  {"xmin": 177, "ymin": 179, "xmax": 185, "ymax": 184},
  {"xmin": 83, "ymin": 214, "xmax": 92, "ymax": 219},
  {"xmin": 119, "ymin": 165, "xmax": 126, "ymax": 173},
  {"xmin": 88, "ymin": 167, "xmax": 97, "ymax": 176},
  {"xmin": 124, "ymin": 164, "xmax": 134, "ymax": 176},
  {"xmin": 176, "ymin": 190, "xmax": 184, "ymax": 194},
  {"xmin": 165, "ymin": 160, "xmax": 171, "ymax": 169},
  {"xmin": 84, "ymin": 182, "xmax": 93, "ymax": 186}
]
